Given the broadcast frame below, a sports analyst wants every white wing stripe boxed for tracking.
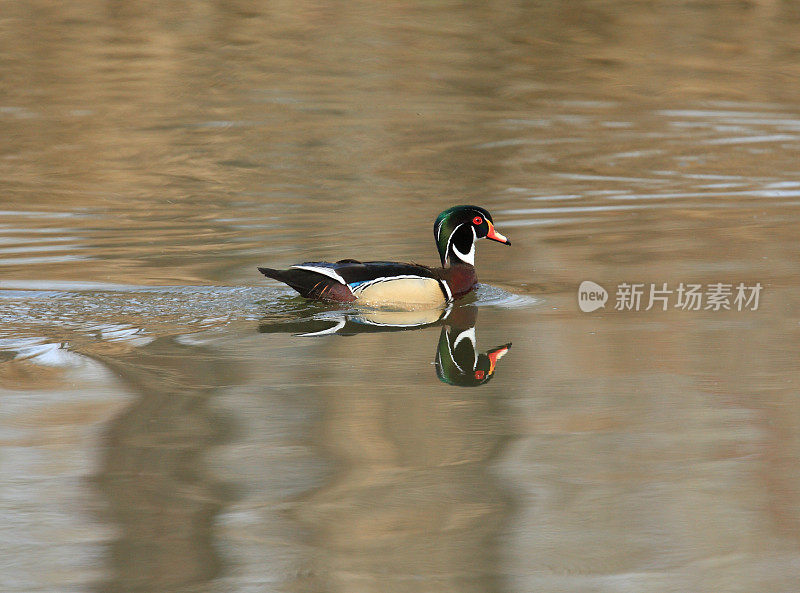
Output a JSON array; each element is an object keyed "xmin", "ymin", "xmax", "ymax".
[
  {"xmin": 297, "ymin": 317, "xmax": 347, "ymax": 337},
  {"xmin": 350, "ymin": 274, "xmax": 433, "ymax": 295},
  {"xmin": 291, "ymin": 264, "xmax": 349, "ymax": 289},
  {"xmin": 291, "ymin": 267, "xmax": 447, "ymax": 299}
]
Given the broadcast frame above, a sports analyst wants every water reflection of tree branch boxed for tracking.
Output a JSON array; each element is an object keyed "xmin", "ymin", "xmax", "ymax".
[
  {"xmin": 89, "ymin": 337, "xmax": 236, "ymax": 593},
  {"xmin": 261, "ymin": 305, "xmax": 516, "ymax": 593}
]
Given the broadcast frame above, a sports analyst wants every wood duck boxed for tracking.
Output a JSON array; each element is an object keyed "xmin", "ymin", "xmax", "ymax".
[
  {"xmin": 258, "ymin": 205, "xmax": 511, "ymax": 309},
  {"xmin": 435, "ymin": 324, "xmax": 511, "ymax": 387},
  {"xmin": 258, "ymin": 304, "xmax": 511, "ymax": 386}
]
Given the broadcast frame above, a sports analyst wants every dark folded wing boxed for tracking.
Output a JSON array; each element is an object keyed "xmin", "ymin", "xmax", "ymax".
[{"xmin": 291, "ymin": 260, "xmax": 439, "ymax": 287}]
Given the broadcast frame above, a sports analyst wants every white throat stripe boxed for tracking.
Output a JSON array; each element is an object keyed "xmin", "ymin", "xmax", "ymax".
[{"xmin": 450, "ymin": 225, "xmax": 476, "ymax": 266}]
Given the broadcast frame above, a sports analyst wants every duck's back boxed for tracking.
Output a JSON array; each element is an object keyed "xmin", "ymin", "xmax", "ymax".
[{"xmin": 259, "ymin": 259, "xmax": 453, "ymax": 308}]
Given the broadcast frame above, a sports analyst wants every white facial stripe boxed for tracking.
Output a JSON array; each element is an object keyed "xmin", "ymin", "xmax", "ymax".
[
  {"xmin": 291, "ymin": 265, "xmax": 350, "ymax": 290},
  {"xmin": 446, "ymin": 328, "xmax": 464, "ymax": 373},
  {"xmin": 444, "ymin": 223, "xmax": 462, "ymax": 263},
  {"xmin": 435, "ymin": 218, "xmax": 444, "ymax": 242},
  {"xmin": 452, "ymin": 326, "xmax": 478, "ymax": 370}
]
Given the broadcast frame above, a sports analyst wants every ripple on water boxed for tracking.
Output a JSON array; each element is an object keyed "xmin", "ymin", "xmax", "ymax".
[
  {"xmin": 0, "ymin": 281, "xmax": 538, "ymax": 362},
  {"xmin": 473, "ymin": 284, "xmax": 542, "ymax": 309},
  {"xmin": 0, "ymin": 285, "xmax": 279, "ymax": 345}
]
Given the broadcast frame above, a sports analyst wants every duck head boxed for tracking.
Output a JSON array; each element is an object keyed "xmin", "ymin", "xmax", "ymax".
[
  {"xmin": 435, "ymin": 324, "xmax": 512, "ymax": 387},
  {"xmin": 434, "ymin": 205, "xmax": 511, "ymax": 267}
]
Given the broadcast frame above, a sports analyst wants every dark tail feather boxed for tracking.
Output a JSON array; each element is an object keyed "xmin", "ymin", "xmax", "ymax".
[
  {"xmin": 258, "ymin": 267, "xmax": 306, "ymax": 296},
  {"xmin": 257, "ymin": 266, "xmax": 352, "ymax": 302},
  {"xmin": 257, "ymin": 266, "xmax": 284, "ymax": 281}
]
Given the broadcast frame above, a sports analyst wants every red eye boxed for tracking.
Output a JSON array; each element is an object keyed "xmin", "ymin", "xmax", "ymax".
[
  {"xmin": 474, "ymin": 370, "xmax": 485, "ymax": 380},
  {"xmin": 472, "ymin": 216, "xmax": 483, "ymax": 225}
]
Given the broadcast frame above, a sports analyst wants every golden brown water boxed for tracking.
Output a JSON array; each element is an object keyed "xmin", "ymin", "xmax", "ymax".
[{"xmin": 3, "ymin": 2, "xmax": 800, "ymax": 592}]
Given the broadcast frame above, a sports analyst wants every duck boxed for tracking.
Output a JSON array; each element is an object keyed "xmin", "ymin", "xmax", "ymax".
[
  {"xmin": 258, "ymin": 205, "xmax": 511, "ymax": 309},
  {"xmin": 258, "ymin": 304, "xmax": 512, "ymax": 386}
]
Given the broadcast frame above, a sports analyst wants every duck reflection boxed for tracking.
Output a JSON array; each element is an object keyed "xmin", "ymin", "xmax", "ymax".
[
  {"xmin": 258, "ymin": 305, "xmax": 511, "ymax": 387},
  {"xmin": 267, "ymin": 305, "xmax": 515, "ymax": 592}
]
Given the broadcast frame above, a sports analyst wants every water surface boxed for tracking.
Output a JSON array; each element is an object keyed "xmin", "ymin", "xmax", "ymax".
[{"xmin": 2, "ymin": 2, "xmax": 800, "ymax": 592}]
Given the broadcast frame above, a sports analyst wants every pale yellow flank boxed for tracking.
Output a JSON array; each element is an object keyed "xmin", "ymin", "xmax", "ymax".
[
  {"xmin": 353, "ymin": 277, "xmax": 446, "ymax": 309},
  {"xmin": 358, "ymin": 308, "xmax": 445, "ymax": 326}
]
